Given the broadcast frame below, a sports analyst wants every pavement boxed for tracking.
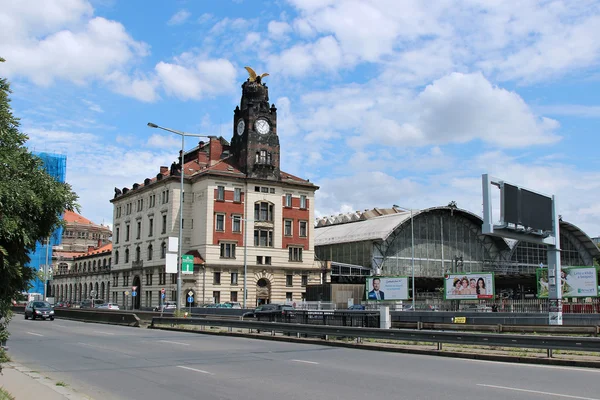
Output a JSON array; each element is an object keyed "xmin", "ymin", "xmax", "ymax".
[
  {"xmin": 4, "ymin": 317, "xmax": 600, "ymax": 400},
  {"xmin": 0, "ymin": 362, "xmax": 89, "ymax": 399}
]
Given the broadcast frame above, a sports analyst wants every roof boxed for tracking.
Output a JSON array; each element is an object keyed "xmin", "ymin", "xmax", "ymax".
[
  {"xmin": 63, "ymin": 210, "xmax": 95, "ymax": 225},
  {"xmin": 74, "ymin": 243, "xmax": 113, "ymax": 259},
  {"xmin": 560, "ymin": 220, "xmax": 600, "ymax": 259}
]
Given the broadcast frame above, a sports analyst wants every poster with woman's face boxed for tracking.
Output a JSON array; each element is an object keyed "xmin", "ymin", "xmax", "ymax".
[{"xmin": 444, "ymin": 273, "xmax": 494, "ymax": 300}]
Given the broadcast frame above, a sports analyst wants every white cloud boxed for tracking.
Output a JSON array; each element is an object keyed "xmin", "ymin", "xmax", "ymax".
[
  {"xmin": 268, "ymin": 21, "xmax": 292, "ymax": 39},
  {"xmin": 146, "ymin": 134, "xmax": 181, "ymax": 149},
  {"xmin": 81, "ymin": 99, "xmax": 103, "ymax": 113},
  {"xmin": 104, "ymin": 71, "xmax": 159, "ymax": 102},
  {"xmin": 535, "ymin": 104, "xmax": 600, "ymax": 118},
  {"xmin": 167, "ymin": 9, "xmax": 191, "ymax": 26},
  {"xmin": 155, "ymin": 58, "xmax": 237, "ymax": 100},
  {"xmin": 267, "ymin": 35, "xmax": 343, "ymax": 77}
]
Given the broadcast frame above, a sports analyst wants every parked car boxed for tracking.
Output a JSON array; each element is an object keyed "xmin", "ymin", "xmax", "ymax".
[
  {"xmin": 153, "ymin": 301, "xmax": 177, "ymax": 312},
  {"xmin": 96, "ymin": 303, "xmax": 120, "ymax": 310},
  {"xmin": 80, "ymin": 299, "xmax": 105, "ymax": 309},
  {"xmin": 348, "ymin": 304, "xmax": 366, "ymax": 310},
  {"xmin": 225, "ymin": 302, "xmax": 242, "ymax": 309},
  {"xmin": 24, "ymin": 301, "xmax": 55, "ymax": 321},
  {"xmin": 243, "ymin": 304, "xmax": 294, "ymax": 318}
]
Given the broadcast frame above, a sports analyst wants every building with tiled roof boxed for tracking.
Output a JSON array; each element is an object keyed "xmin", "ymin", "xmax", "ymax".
[
  {"xmin": 110, "ymin": 70, "xmax": 320, "ymax": 309},
  {"xmin": 49, "ymin": 211, "xmax": 112, "ymax": 303}
]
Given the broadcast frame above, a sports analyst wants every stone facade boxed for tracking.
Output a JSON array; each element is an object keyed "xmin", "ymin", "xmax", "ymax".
[{"xmin": 110, "ymin": 71, "xmax": 321, "ymax": 309}]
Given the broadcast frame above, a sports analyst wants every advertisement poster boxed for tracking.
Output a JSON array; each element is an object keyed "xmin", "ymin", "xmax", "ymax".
[
  {"xmin": 444, "ymin": 273, "xmax": 494, "ymax": 300},
  {"xmin": 365, "ymin": 276, "xmax": 409, "ymax": 301},
  {"xmin": 537, "ymin": 266, "xmax": 598, "ymax": 298}
]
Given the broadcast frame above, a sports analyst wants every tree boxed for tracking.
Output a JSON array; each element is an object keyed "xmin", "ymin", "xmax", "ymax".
[{"xmin": 0, "ymin": 57, "xmax": 79, "ymax": 354}]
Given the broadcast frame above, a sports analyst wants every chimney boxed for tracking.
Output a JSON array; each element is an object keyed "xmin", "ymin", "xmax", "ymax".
[
  {"xmin": 98, "ymin": 239, "xmax": 102, "ymax": 248},
  {"xmin": 160, "ymin": 166, "xmax": 168, "ymax": 174},
  {"xmin": 209, "ymin": 137, "xmax": 222, "ymax": 166},
  {"xmin": 87, "ymin": 245, "xmax": 95, "ymax": 253}
]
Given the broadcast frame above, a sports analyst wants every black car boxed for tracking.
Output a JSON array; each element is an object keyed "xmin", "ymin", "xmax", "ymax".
[
  {"xmin": 243, "ymin": 304, "xmax": 295, "ymax": 319},
  {"xmin": 24, "ymin": 301, "xmax": 55, "ymax": 321}
]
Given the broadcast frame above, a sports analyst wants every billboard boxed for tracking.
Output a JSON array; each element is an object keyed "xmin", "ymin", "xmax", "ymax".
[
  {"xmin": 444, "ymin": 273, "xmax": 494, "ymax": 300},
  {"xmin": 537, "ymin": 266, "xmax": 598, "ymax": 298},
  {"xmin": 365, "ymin": 276, "xmax": 409, "ymax": 301}
]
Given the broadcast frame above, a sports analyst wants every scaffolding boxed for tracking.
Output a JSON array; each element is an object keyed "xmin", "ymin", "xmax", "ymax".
[{"xmin": 26, "ymin": 152, "xmax": 67, "ymax": 296}]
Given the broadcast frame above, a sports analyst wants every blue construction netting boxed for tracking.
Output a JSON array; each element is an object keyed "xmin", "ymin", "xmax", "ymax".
[{"xmin": 26, "ymin": 152, "xmax": 67, "ymax": 296}]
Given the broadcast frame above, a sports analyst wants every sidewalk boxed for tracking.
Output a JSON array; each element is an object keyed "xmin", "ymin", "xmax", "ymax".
[{"xmin": 0, "ymin": 363, "xmax": 91, "ymax": 399}]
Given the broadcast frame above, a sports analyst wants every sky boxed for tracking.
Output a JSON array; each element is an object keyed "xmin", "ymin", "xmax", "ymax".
[{"xmin": 1, "ymin": 0, "xmax": 599, "ymax": 238}]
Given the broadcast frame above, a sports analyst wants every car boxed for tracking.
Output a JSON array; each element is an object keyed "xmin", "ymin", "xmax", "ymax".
[
  {"xmin": 24, "ymin": 301, "xmax": 55, "ymax": 321},
  {"xmin": 243, "ymin": 304, "xmax": 294, "ymax": 318},
  {"xmin": 96, "ymin": 303, "xmax": 120, "ymax": 310},
  {"xmin": 225, "ymin": 302, "xmax": 242, "ymax": 309},
  {"xmin": 153, "ymin": 301, "xmax": 177, "ymax": 312},
  {"xmin": 348, "ymin": 304, "xmax": 366, "ymax": 310}
]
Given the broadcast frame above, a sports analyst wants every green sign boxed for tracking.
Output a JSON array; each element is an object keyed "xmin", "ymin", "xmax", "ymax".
[{"xmin": 182, "ymin": 255, "xmax": 194, "ymax": 274}]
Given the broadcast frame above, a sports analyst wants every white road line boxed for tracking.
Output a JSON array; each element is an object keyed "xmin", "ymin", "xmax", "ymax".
[
  {"xmin": 177, "ymin": 366, "xmax": 213, "ymax": 375},
  {"xmin": 26, "ymin": 332, "xmax": 43, "ymax": 337},
  {"xmin": 159, "ymin": 340, "xmax": 190, "ymax": 346},
  {"xmin": 93, "ymin": 331, "xmax": 115, "ymax": 335},
  {"xmin": 478, "ymin": 384, "xmax": 600, "ymax": 400},
  {"xmin": 463, "ymin": 358, "xmax": 600, "ymax": 373},
  {"xmin": 291, "ymin": 359, "xmax": 319, "ymax": 365},
  {"xmin": 53, "ymin": 324, "xmax": 69, "ymax": 328}
]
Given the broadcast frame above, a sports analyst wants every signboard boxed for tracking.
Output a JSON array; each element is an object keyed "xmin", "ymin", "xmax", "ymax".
[
  {"xmin": 187, "ymin": 296, "xmax": 194, "ymax": 303},
  {"xmin": 132, "ymin": 291, "xmax": 137, "ymax": 297},
  {"xmin": 182, "ymin": 254, "xmax": 194, "ymax": 274},
  {"xmin": 453, "ymin": 317, "xmax": 466, "ymax": 324},
  {"xmin": 537, "ymin": 266, "xmax": 598, "ymax": 298},
  {"xmin": 161, "ymin": 288, "xmax": 165, "ymax": 294},
  {"xmin": 165, "ymin": 253, "xmax": 178, "ymax": 274},
  {"xmin": 444, "ymin": 273, "xmax": 494, "ymax": 300},
  {"xmin": 132, "ymin": 286, "xmax": 137, "ymax": 292},
  {"xmin": 365, "ymin": 276, "xmax": 409, "ymax": 301},
  {"xmin": 168, "ymin": 237, "xmax": 179, "ymax": 252}
]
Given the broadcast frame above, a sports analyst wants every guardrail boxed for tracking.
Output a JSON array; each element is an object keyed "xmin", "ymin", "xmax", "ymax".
[
  {"xmin": 150, "ymin": 317, "xmax": 600, "ymax": 357},
  {"xmin": 53, "ymin": 309, "xmax": 140, "ymax": 327}
]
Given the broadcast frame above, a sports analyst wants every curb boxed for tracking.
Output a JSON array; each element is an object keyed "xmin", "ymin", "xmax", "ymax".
[{"xmin": 149, "ymin": 325, "xmax": 600, "ymax": 369}]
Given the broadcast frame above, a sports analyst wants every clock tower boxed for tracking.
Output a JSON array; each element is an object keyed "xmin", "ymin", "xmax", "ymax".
[{"xmin": 231, "ymin": 67, "xmax": 280, "ymax": 180}]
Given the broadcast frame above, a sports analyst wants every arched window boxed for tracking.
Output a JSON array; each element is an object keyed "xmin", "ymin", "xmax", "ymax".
[
  {"xmin": 136, "ymin": 246, "xmax": 141, "ymax": 262},
  {"xmin": 161, "ymin": 242, "xmax": 167, "ymax": 259},
  {"xmin": 148, "ymin": 244, "xmax": 153, "ymax": 261},
  {"xmin": 115, "ymin": 251, "xmax": 119, "ymax": 265},
  {"xmin": 93, "ymin": 260, "xmax": 97, "ymax": 271},
  {"xmin": 103, "ymin": 259, "xmax": 107, "ymax": 268},
  {"xmin": 125, "ymin": 248, "xmax": 129, "ymax": 263}
]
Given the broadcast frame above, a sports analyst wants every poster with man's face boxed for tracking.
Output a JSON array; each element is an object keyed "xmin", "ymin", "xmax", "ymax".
[{"xmin": 365, "ymin": 276, "xmax": 409, "ymax": 301}]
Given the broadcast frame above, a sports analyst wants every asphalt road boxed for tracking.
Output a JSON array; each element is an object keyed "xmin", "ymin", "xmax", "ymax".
[{"xmin": 6, "ymin": 317, "xmax": 600, "ymax": 400}]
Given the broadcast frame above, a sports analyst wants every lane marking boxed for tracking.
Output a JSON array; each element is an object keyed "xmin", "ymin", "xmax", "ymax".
[
  {"xmin": 93, "ymin": 331, "xmax": 115, "ymax": 335},
  {"xmin": 26, "ymin": 332, "xmax": 43, "ymax": 337},
  {"xmin": 159, "ymin": 340, "xmax": 190, "ymax": 346},
  {"xmin": 54, "ymin": 324, "xmax": 69, "ymax": 328},
  {"xmin": 177, "ymin": 366, "xmax": 213, "ymax": 375},
  {"xmin": 462, "ymin": 358, "xmax": 600, "ymax": 373},
  {"xmin": 478, "ymin": 384, "xmax": 600, "ymax": 400},
  {"xmin": 291, "ymin": 359, "xmax": 319, "ymax": 365}
]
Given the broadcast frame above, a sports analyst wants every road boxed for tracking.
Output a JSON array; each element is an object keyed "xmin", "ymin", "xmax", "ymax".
[{"xmin": 5, "ymin": 317, "xmax": 600, "ymax": 400}]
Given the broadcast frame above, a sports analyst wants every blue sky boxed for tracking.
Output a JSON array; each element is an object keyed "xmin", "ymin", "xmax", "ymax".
[{"xmin": 2, "ymin": 0, "xmax": 599, "ymax": 237}]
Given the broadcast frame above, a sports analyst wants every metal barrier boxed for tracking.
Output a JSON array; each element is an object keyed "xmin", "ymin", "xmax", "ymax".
[
  {"xmin": 256, "ymin": 310, "xmax": 380, "ymax": 327},
  {"xmin": 150, "ymin": 317, "xmax": 600, "ymax": 356}
]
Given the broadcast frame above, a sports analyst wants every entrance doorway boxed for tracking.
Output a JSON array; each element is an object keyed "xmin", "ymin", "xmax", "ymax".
[
  {"xmin": 256, "ymin": 278, "xmax": 271, "ymax": 306},
  {"xmin": 132, "ymin": 276, "xmax": 141, "ymax": 309}
]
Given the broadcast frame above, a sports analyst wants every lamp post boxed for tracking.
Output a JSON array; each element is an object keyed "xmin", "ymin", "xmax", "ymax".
[
  {"xmin": 147, "ymin": 122, "xmax": 214, "ymax": 312},
  {"xmin": 393, "ymin": 205, "xmax": 415, "ymax": 309}
]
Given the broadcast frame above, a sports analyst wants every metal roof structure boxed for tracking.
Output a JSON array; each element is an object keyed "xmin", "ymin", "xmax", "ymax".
[{"xmin": 560, "ymin": 220, "xmax": 600, "ymax": 259}]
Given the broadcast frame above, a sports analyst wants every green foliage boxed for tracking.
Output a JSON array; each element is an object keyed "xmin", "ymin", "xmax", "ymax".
[{"xmin": 0, "ymin": 58, "xmax": 79, "ymax": 340}]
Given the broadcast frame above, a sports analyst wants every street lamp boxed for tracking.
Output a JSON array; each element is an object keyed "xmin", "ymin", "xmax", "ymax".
[
  {"xmin": 393, "ymin": 205, "xmax": 416, "ymax": 309},
  {"xmin": 147, "ymin": 122, "xmax": 215, "ymax": 312}
]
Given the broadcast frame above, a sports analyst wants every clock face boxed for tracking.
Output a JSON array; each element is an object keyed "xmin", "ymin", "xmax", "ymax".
[
  {"xmin": 237, "ymin": 119, "xmax": 245, "ymax": 135},
  {"xmin": 255, "ymin": 119, "xmax": 270, "ymax": 135}
]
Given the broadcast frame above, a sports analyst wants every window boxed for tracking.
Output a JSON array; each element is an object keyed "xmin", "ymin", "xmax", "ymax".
[
  {"xmin": 161, "ymin": 215, "xmax": 167, "ymax": 234},
  {"xmin": 289, "ymin": 247, "xmax": 303, "ymax": 262},
  {"xmin": 301, "ymin": 274, "xmax": 308, "ymax": 287},
  {"xmin": 149, "ymin": 194, "xmax": 155, "ymax": 208},
  {"xmin": 231, "ymin": 272, "xmax": 238, "ymax": 285},
  {"xmin": 256, "ymin": 256, "xmax": 263, "ymax": 265},
  {"xmin": 124, "ymin": 248, "xmax": 129, "ymax": 263},
  {"xmin": 220, "ymin": 242, "xmax": 236, "ymax": 258},
  {"xmin": 124, "ymin": 272, "xmax": 130, "ymax": 286},
  {"xmin": 148, "ymin": 218, "xmax": 153, "ymax": 237},
  {"xmin": 285, "ymin": 193, "xmax": 292, "ymax": 207},
  {"xmin": 254, "ymin": 202, "xmax": 274, "ymax": 222},
  {"xmin": 286, "ymin": 274, "xmax": 293, "ymax": 287},
  {"xmin": 286, "ymin": 292, "xmax": 293, "ymax": 301},
  {"xmin": 159, "ymin": 273, "xmax": 166, "ymax": 285},
  {"xmin": 234, "ymin": 188, "xmax": 242, "ymax": 202},
  {"xmin": 257, "ymin": 256, "xmax": 272, "ymax": 265},
  {"xmin": 162, "ymin": 190, "xmax": 169, "ymax": 204},
  {"xmin": 161, "ymin": 242, "xmax": 166, "ymax": 259},
  {"xmin": 299, "ymin": 221, "xmax": 308, "ymax": 237},
  {"xmin": 171, "ymin": 290, "xmax": 176, "ymax": 302},
  {"xmin": 115, "ymin": 227, "xmax": 120, "ymax": 244},
  {"xmin": 270, "ymin": 188, "xmax": 275, "ymax": 194},
  {"xmin": 135, "ymin": 246, "xmax": 141, "ymax": 262},
  {"xmin": 255, "ymin": 186, "xmax": 261, "ymax": 192},
  {"xmin": 146, "ymin": 273, "xmax": 153, "ymax": 286},
  {"xmin": 136, "ymin": 221, "xmax": 141, "ymax": 239},
  {"xmin": 217, "ymin": 185, "xmax": 225, "ymax": 201},
  {"xmin": 213, "ymin": 272, "xmax": 221, "ymax": 285},
  {"xmin": 254, "ymin": 229, "xmax": 273, "ymax": 247},
  {"xmin": 216, "ymin": 214, "xmax": 225, "ymax": 231},
  {"xmin": 230, "ymin": 291, "xmax": 238, "ymax": 302},
  {"xmin": 265, "ymin": 256, "xmax": 271, "ymax": 265},
  {"xmin": 257, "ymin": 150, "xmax": 270, "ymax": 164},
  {"xmin": 213, "ymin": 291, "xmax": 221, "ymax": 303},
  {"xmin": 126, "ymin": 224, "xmax": 130, "ymax": 242},
  {"xmin": 232, "ymin": 215, "xmax": 241, "ymax": 232},
  {"xmin": 171, "ymin": 274, "xmax": 177, "ymax": 284},
  {"xmin": 284, "ymin": 220, "xmax": 293, "ymax": 236},
  {"xmin": 137, "ymin": 199, "xmax": 143, "ymax": 212},
  {"xmin": 182, "ymin": 219, "xmax": 185, "ymax": 229},
  {"xmin": 147, "ymin": 244, "xmax": 153, "ymax": 261},
  {"xmin": 300, "ymin": 195, "xmax": 307, "ymax": 209},
  {"xmin": 261, "ymin": 187, "xmax": 269, "ymax": 193}
]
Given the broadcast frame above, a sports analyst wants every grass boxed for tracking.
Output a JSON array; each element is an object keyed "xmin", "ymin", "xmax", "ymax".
[
  {"xmin": 55, "ymin": 381, "xmax": 68, "ymax": 387},
  {"xmin": 0, "ymin": 387, "xmax": 15, "ymax": 400}
]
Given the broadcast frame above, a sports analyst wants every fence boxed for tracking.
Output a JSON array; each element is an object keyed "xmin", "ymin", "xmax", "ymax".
[{"xmin": 256, "ymin": 310, "xmax": 380, "ymax": 327}]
